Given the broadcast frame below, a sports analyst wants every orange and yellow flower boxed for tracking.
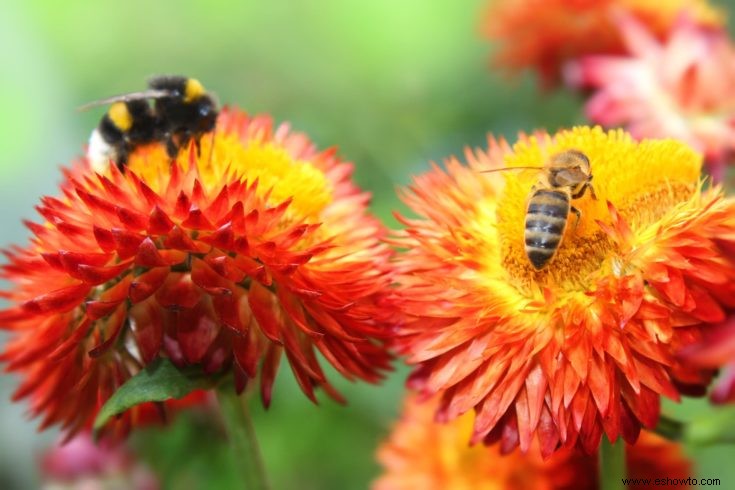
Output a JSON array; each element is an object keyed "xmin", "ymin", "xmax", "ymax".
[
  {"xmin": 392, "ymin": 126, "xmax": 735, "ymax": 456},
  {"xmin": 375, "ymin": 395, "xmax": 692, "ymax": 490},
  {"xmin": 482, "ymin": 0, "xmax": 725, "ymax": 86},
  {"xmin": 0, "ymin": 109, "xmax": 393, "ymax": 437},
  {"xmin": 567, "ymin": 15, "xmax": 735, "ymax": 180}
]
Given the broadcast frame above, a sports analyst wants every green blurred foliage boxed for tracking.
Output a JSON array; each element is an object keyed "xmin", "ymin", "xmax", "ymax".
[{"xmin": 1, "ymin": 0, "xmax": 735, "ymax": 489}]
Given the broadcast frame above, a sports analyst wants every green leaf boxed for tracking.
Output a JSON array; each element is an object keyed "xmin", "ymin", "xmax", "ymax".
[
  {"xmin": 685, "ymin": 406, "xmax": 735, "ymax": 446},
  {"xmin": 94, "ymin": 358, "xmax": 218, "ymax": 432}
]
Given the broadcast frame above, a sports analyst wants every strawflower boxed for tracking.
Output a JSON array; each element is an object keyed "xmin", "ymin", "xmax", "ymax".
[
  {"xmin": 0, "ymin": 108, "xmax": 393, "ymax": 437},
  {"xmin": 483, "ymin": 0, "xmax": 724, "ymax": 86},
  {"xmin": 680, "ymin": 317, "xmax": 735, "ymax": 403},
  {"xmin": 392, "ymin": 126, "xmax": 735, "ymax": 456},
  {"xmin": 375, "ymin": 396, "xmax": 692, "ymax": 490},
  {"xmin": 567, "ymin": 15, "xmax": 735, "ymax": 180}
]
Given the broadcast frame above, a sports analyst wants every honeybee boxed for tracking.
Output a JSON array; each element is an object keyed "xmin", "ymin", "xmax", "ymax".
[
  {"xmin": 81, "ymin": 76, "xmax": 218, "ymax": 171},
  {"xmin": 483, "ymin": 149, "xmax": 597, "ymax": 270}
]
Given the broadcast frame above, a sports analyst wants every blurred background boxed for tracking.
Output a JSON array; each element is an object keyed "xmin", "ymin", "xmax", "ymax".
[{"xmin": 1, "ymin": 0, "xmax": 734, "ymax": 488}]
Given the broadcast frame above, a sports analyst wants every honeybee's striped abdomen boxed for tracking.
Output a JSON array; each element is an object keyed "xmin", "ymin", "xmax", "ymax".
[{"xmin": 524, "ymin": 189, "xmax": 570, "ymax": 270}]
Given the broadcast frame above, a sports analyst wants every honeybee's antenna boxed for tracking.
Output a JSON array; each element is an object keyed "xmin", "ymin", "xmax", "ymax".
[{"xmin": 481, "ymin": 166, "xmax": 545, "ymax": 173}]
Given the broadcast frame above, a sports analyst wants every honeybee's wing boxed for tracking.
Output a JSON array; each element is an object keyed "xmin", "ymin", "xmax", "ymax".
[{"xmin": 77, "ymin": 89, "xmax": 173, "ymax": 111}]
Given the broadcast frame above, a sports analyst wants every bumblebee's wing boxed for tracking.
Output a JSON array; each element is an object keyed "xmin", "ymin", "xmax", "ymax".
[{"xmin": 77, "ymin": 89, "xmax": 173, "ymax": 111}]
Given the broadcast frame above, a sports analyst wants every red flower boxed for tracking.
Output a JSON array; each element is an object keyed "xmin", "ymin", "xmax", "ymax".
[
  {"xmin": 375, "ymin": 395, "xmax": 692, "ymax": 490},
  {"xmin": 0, "ymin": 109, "xmax": 394, "ymax": 437},
  {"xmin": 391, "ymin": 127, "xmax": 734, "ymax": 456}
]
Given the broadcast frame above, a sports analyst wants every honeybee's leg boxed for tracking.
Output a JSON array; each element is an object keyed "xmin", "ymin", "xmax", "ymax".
[
  {"xmin": 570, "ymin": 206, "xmax": 582, "ymax": 232},
  {"xmin": 571, "ymin": 185, "xmax": 587, "ymax": 199},
  {"xmin": 572, "ymin": 180, "xmax": 598, "ymax": 201},
  {"xmin": 588, "ymin": 182, "xmax": 598, "ymax": 200}
]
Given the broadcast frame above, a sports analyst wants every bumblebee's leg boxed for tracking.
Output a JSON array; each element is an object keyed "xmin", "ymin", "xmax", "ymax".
[
  {"xmin": 164, "ymin": 133, "xmax": 178, "ymax": 159},
  {"xmin": 178, "ymin": 130, "xmax": 195, "ymax": 156},
  {"xmin": 115, "ymin": 143, "xmax": 130, "ymax": 172},
  {"xmin": 570, "ymin": 206, "xmax": 582, "ymax": 232}
]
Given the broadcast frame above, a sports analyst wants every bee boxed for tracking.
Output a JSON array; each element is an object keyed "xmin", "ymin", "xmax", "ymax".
[
  {"xmin": 85, "ymin": 99, "xmax": 158, "ymax": 171},
  {"xmin": 483, "ymin": 149, "xmax": 597, "ymax": 270},
  {"xmin": 146, "ymin": 76, "xmax": 219, "ymax": 159},
  {"xmin": 81, "ymin": 76, "xmax": 218, "ymax": 171}
]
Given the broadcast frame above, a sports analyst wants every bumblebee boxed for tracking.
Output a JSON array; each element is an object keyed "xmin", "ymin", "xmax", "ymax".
[
  {"xmin": 82, "ymin": 76, "xmax": 219, "ymax": 171},
  {"xmin": 483, "ymin": 149, "xmax": 597, "ymax": 270},
  {"xmin": 86, "ymin": 99, "xmax": 158, "ymax": 171},
  {"xmin": 147, "ymin": 76, "xmax": 218, "ymax": 158}
]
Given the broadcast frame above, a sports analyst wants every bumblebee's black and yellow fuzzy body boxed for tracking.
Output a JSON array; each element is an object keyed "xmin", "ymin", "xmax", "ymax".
[
  {"xmin": 85, "ymin": 76, "xmax": 218, "ymax": 170},
  {"xmin": 148, "ymin": 76, "xmax": 218, "ymax": 158},
  {"xmin": 88, "ymin": 99, "xmax": 157, "ymax": 171}
]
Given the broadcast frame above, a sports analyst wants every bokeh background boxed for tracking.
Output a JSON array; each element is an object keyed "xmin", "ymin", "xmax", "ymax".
[{"xmin": 2, "ymin": 0, "xmax": 735, "ymax": 488}]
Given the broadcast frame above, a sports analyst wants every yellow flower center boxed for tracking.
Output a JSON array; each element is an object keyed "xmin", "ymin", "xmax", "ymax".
[
  {"xmin": 484, "ymin": 127, "xmax": 701, "ymax": 295},
  {"xmin": 125, "ymin": 133, "xmax": 333, "ymax": 220},
  {"xmin": 622, "ymin": 0, "xmax": 726, "ymax": 30}
]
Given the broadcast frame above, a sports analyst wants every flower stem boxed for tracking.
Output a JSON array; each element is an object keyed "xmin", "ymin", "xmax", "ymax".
[
  {"xmin": 599, "ymin": 437, "xmax": 626, "ymax": 490},
  {"xmin": 217, "ymin": 385, "xmax": 271, "ymax": 490},
  {"xmin": 655, "ymin": 414, "xmax": 684, "ymax": 441}
]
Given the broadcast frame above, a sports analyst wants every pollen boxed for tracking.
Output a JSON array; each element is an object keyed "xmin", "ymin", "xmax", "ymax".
[
  {"xmin": 492, "ymin": 127, "xmax": 701, "ymax": 293},
  {"xmin": 124, "ymin": 131, "xmax": 333, "ymax": 221}
]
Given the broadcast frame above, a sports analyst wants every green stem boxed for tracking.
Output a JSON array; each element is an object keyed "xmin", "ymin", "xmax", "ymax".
[
  {"xmin": 217, "ymin": 385, "xmax": 271, "ymax": 490},
  {"xmin": 599, "ymin": 437, "xmax": 626, "ymax": 490},
  {"xmin": 655, "ymin": 414, "xmax": 684, "ymax": 441}
]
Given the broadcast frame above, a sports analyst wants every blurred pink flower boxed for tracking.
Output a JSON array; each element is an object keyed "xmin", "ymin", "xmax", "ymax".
[
  {"xmin": 41, "ymin": 432, "xmax": 158, "ymax": 490},
  {"xmin": 680, "ymin": 318, "xmax": 735, "ymax": 404},
  {"xmin": 481, "ymin": 0, "xmax": 725, "ymax": 87},
  {"xmin": 566, "ymin": 14, "xmax": 735, "ymax": 180}
]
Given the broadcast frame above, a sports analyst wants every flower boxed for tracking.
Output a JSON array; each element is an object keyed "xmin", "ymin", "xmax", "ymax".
[
  {"xmin": 392, "ymin": 126, "xmax": 735, "ymax": 456},
  {"xmin": 41, "ymin": 432, "xmax": 158, "ymax": 490},
  {"xmin": 482, "ymin": 0, "xmax": 724, "ymax": 86},
  {"xmin": 375, "ymin": 395, "xmax": 692, "ymax": 490},
  {"xmin": 566, "ymin": 15, "xmax": 735, "ymax": 180},
  {"xmin": 679, "ymin": 318, "xmax": 735, "ymax": 403},
  {"xmin": 0, "ymin": 109, "xmax": 393, "ymax": 437}
]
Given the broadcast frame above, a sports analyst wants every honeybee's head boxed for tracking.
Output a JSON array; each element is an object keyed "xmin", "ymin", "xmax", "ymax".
[
  {"xmin": 547, "ymin": 149, "xmax": 593, "ymax": 188},
  {"xmin": 549, "ymin": 149, "xmax": 591, "ymax": 175}
]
